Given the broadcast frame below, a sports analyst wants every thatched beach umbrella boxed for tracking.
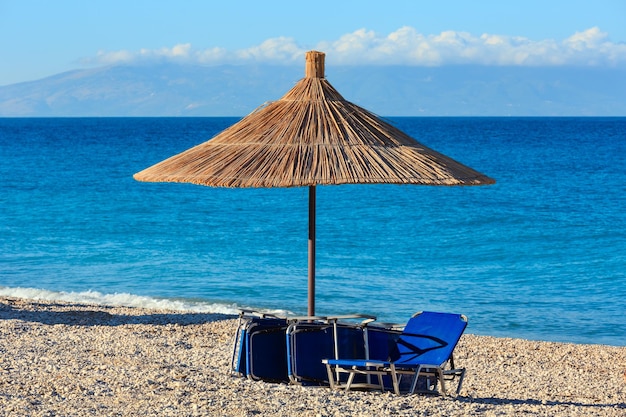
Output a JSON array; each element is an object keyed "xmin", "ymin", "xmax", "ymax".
[{"xmin": 134, "ymin": 51, "xmax": 495, "ymax": 316}]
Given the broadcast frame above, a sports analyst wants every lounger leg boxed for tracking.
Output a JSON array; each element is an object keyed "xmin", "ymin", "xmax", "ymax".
[
  {"xmin": 345, "ymin": 369, "xmax": 356, "ymax": 391},
  {"xmin": 389, "ymin": 364, "xmax": 401, "ymax": 395},
  {"xmin": 437, "ymin": 368, "xmax": 447, "ymax": 396},
  {"xmin": 456, "ymin": 369, "xmax": 466, "ymax": 395},
  {"xmin": 325, "ymin": 364, "xmax": 336, "ymax": 390}
]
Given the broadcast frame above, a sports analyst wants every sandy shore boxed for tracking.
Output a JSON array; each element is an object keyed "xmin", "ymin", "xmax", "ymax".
[{"xmin": 0, "ymin": 297, "xmax": 624, "ymax": 416}]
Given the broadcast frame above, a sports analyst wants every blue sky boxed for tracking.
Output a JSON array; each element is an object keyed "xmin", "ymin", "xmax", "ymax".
[{"xmin": 1, "ymin": 0, "xmax": 625, "ymax": 86}]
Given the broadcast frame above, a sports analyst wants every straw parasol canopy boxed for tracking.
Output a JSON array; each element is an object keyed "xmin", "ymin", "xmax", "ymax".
[{"xmin": 134, "ymin": 51, "xmax": 495, "ymax": 315}]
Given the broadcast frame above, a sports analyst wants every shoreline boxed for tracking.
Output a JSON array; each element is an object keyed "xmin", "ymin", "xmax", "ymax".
[{"xmin": 1, "ymin": 296, "xmax": 624, "ymax": 416}]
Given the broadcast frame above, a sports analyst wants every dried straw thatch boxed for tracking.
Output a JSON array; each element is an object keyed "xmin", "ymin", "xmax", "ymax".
[{"xmin": 134, "ymin": 51, "xmax": 495, "ymax": 188}]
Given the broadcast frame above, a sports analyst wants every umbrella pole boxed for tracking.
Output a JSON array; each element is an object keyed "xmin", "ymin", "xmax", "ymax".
[{"xmin": 308, "ymin": 185, "xmax": 316, "ymax": 316}]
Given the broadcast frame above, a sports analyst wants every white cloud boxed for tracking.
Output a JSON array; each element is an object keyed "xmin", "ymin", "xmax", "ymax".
[
  {"xmin": 565, "ymin": 27, "xmax": 606, "ymax": 50},
  {"xmin": 233, "ymin": 37, "xmax": 302, "ymax": 62},
  {"xmin": 93, "ymin": 49, "xmax": 135, "ymax": 65},
  {"xmin": 194, "ymin": 47, "xmax": 229, "ymax": 64},
  {"xmin": 86, "ymin": 27, "xmax": 626, "ymax": 68},
  {"xmin": 91, "ymin": 43, "xmax": 193, "ymax": 65}
]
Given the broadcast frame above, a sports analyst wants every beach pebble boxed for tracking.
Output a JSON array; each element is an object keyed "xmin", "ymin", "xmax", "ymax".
[{"xmin": 0, "ymin": 296, "xmax": 624, "ymax": 416}]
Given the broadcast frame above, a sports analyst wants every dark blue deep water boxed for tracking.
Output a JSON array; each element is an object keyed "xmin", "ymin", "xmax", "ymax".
[{"xmin": 1, "ymin": 117, "xmax": 624, "ymax": 345}]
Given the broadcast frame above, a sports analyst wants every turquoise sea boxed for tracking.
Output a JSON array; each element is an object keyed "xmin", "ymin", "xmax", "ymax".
[{"xmin": 1, "ymin": 117, "xmax": 624, "ymax": 346}]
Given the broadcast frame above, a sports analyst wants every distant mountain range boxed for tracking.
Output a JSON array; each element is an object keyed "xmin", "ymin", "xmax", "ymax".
[{"xmin": 1, "ymin": 63, "xmax": 624, "ymax": 117}]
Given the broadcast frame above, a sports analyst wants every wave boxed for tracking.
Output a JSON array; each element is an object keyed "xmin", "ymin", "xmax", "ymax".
[{"xmin": 0, "ymin": 286, "xmax": 292, "ymax": 317}]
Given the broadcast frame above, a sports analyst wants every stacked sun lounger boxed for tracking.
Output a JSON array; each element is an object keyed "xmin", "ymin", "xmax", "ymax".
[
  {"xmin": 231, "ymin": 310, "xmax": 467, "ymax": 396},
  {"xmin": 231, "ymin": 310, "xmax": 387, "ymax": 384},
  {"xmin": 286, "ymin": 315, "xmax": 400, "ymax": 385},
  {"xmin": 231, "ymin": 310, "xmax": 290, "ymax": 382}
]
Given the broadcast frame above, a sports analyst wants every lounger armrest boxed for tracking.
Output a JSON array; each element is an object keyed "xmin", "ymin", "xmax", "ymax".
[
  {"xmin": 287, "ymin": 314, "xmax": 377, "ymax": 325},
  {"xmin": 238, "ymin": 309, "xmax": 284, "ymax": 319},
  {"xmin": 286, "ymin": 315, "xmax": 329, "ymax": 322},
  {"xmin": 323, "ymin": 358, "xmax": 390, "ymax": 368}
]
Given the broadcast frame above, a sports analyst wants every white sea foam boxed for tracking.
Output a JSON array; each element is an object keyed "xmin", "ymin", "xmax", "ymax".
[{"xmin": 0, "ymin": 286, "xmax": 291, "ymax": 317}]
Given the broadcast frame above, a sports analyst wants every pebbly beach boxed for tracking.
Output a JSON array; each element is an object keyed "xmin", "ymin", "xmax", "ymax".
[{"xmin": 0, "ymin": 296, "xmax": 624, "ymax": 417}]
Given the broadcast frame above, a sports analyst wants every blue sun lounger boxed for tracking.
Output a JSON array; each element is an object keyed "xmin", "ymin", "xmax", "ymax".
[
  {"xmin": 323, "ymin": 311, "xmax": 468, "ymax": 396},
  {"xmin": 232, "ymin": 311, "xmax": 377, "ymax": 385},
  {"xmin": 286, "ymin": 315, "xmax": 380, "ymax": 385},
  {"xmin": 231, "ymin": 310, "xmax": 289, "ymax": 383}
]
